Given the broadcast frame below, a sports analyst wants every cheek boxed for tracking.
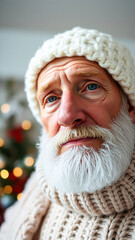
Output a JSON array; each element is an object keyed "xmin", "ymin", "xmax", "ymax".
[
  {"xmin": 87, "ymin": 97, "xmax": 122, "ymax": 128},
  {"xmin": 107, "ymin": 94, "xmax": 122, "ymax": 118},
  {"xmin": 41, "ymin": 112, "xmax": 59, "ymax": 137},
  {"xmin": 96, "ymin": 97, "xmax": 122, "ymax": 127}
]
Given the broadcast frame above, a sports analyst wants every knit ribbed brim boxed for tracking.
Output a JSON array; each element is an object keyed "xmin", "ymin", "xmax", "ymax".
[{"xmin": 25, "ymin": 27, "xmax": 135, "ymax": 124}]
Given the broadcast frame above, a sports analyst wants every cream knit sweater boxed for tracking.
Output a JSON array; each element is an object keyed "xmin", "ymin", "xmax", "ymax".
[{"xmin": 1, "ymin": 148, "xmax": 135, "ymax": 239}]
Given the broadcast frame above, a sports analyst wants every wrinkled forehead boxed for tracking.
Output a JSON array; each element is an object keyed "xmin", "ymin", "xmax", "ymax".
[
  {"xmin": 40, "ymin": 56, "xmax": 89, "ymax": 72},
  {"xmin": 37, "ymin": 56, "xmax": 115, "ymax": 89},
  {"xmin": 38, "ymin": 56, "xmax": 90, "ymax": 78}
]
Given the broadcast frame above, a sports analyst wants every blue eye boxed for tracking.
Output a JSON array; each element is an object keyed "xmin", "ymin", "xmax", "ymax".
[
  {"xmin": 47, "ymin": 96, "xmax": 58, "ymax": 103},
  {"xmin": 87, "ymin": 84, "xmax": 98, "ymax": 90}
]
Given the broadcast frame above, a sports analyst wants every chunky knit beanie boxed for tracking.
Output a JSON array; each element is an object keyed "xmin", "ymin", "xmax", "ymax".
[{"xmin": 25, "ymin": 27, "xmax": 135, "ymax": 124}]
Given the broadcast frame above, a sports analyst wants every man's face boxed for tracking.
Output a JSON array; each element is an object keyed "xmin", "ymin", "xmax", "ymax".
[{"xmin": 37, "ymin": 56, "xmax": 122, "ymax": 153}]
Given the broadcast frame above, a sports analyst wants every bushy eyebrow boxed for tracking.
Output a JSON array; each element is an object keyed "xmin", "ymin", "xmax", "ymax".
[
  {"xmin": 36, "ymin": 69, "xmax": 100, "ymax": 98},
  {"xmin": 36, "ymin": 83, "xmax": 50, "ymax": 99},
  {"xmin": 75, "ymin": 70, "xmax": 100, "ymax": 77}
]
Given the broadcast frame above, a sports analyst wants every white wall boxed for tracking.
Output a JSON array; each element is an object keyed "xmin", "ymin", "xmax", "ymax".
[
  {"xmin": 0, "ymin": 29, "xmax": 54, "ymax": 80},
  {"xmin": 0, "ymin": 29, "xmax": 135, "ymax": 80}
]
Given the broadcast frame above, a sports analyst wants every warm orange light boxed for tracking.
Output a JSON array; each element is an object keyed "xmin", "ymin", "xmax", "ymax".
[
  {"xmin": 21, "ymin": 120, "xmax": 32, "ymax": 130},
  {"xmin": 13, "ymin": 167, "xmax": 23, "ymax": 177},
  {"xmin": 4, "ymin": 185, "xmax": 13, "ymax": 194},
  {"xmin": 0, "ymin": 159, "xmax": 5, "ymax": 169},
  {"xmin": 0, "ymin": 138, "xmax": 4, "ymax": 147},
  {"xmin": 1, "ymin": 103, "xmax": 10, "ymax": 113},
  {"xmin": 0, "ymin": 169, "xmax": 9, "ymax": 179},
  {"xmin": 24, "ymin": 156, "xmax": 34, "ymax": 167},
  {"xmin": 17, "ymin": 193, "xmax": 23, "ymax": 200}
]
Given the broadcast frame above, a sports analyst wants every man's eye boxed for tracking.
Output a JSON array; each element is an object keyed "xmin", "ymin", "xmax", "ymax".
[
  {"xmin": 47, "ymin": 96, "xmax": 58, "ymax": 103},
  {"xmin": 86, "ymin": 83, "xmax": 98, "ymax": 90}
]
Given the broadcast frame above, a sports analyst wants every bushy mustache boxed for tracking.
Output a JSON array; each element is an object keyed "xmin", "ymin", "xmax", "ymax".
[{"xmin": 52, "ymin": 125, "xmax": 113, "ymax": 149}]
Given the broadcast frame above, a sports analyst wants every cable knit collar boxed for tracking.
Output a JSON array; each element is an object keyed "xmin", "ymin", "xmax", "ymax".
[{"xmin": 36, "ymin": 148, "xmax": 135, "ymax": 217}]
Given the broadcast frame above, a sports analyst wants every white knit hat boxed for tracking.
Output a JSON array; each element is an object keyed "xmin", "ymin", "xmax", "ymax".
[{"xmin": 25, "ymin": 27, "xmax": 135, "ymax": 124}]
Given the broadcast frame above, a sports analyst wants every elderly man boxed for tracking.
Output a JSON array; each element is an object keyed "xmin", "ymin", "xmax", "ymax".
[{"xmin": 0, "ymin": 27, "xmax": 135, "ymax": 239}]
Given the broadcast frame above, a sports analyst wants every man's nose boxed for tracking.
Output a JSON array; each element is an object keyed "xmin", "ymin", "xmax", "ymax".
[{"xmin": 58, "ymin": 91, "xmax": 86, "ymax": 127}]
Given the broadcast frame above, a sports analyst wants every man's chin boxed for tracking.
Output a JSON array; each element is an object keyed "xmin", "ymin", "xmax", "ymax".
[{"xmin": 41, "ymin": 143, "xmax": 122, "ymax": 194}]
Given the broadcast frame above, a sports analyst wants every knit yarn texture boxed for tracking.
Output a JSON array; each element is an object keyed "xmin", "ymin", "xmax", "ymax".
[
  {"xmin": 25, "ymin": 27, "xmax": 135, "ymax": 124},
  {"xmin": 34, "ymin": 202, "xmax": 135, "ymax": 240}
]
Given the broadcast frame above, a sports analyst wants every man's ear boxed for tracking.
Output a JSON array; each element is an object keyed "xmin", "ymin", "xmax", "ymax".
[{"xmin": 127, "ymin": 102, "xmax": 135, "ymax": 123}]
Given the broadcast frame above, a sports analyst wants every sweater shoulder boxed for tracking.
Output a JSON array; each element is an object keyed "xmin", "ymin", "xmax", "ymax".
[{"xmin": 0, "ymin": 171, "xmax": 50, "ymax": 240}]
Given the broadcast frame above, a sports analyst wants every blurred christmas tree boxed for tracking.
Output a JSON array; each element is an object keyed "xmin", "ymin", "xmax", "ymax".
[{"xmin": 0, "ymin": 79, "xmax": 38, "ymax": 225}]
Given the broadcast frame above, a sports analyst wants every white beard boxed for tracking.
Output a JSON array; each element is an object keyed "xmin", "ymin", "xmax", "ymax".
[{"xmin": 37, "ymin": 99, "xmax": 135, "ymax": 194}]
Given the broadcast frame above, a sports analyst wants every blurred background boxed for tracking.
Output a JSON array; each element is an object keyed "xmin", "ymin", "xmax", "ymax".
[{"xmin": 0, "ymin": 0, "xmax": 135, "ymax": 224}]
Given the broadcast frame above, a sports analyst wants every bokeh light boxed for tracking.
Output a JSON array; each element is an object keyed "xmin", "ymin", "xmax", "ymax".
[
  {"xmin": 0, "ymin": 158, "xmax": 5, "ymax": 169},
  {"xmin": 24, "ymin": 156, "xmax": 34, "ymax": 167},
  {"xmin": 4, "ymin": 185, "xmax": 13, "ymax": 194},
  {"xmin": 0, "ymin": 169, "xmax": 9, "ymax": 179},
  {"xmin": 1, "ymin": 103, "xmax": 10, "ymax": 113},
  {"xmin": 0, "ymin": 138, "xmax": 4, "ymax": 147},
  {"xmin": 17, "ymin": 193, "xmax": 23, "ymax": 200},
  {"xmin": 21, "ymin": 120, "xmax": 32, "ymax": 130},
  {"xmin": 13, "ymin": 167, "xmax": 23, "ymax": 177}
]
